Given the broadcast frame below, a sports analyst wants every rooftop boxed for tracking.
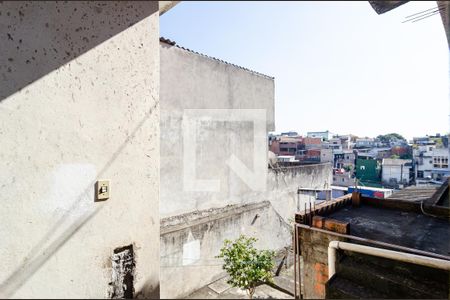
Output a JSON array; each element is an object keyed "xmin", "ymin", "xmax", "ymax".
[
  {"xmin": 329, "ymin": 204, "xmax": 450, "ymax": 256},
  {"xmin": 296, "ymin": 180, "xmax": 450, "ymax": 257},
  {"xmin": 160, "ymin": 37, "xmax": 274, "ymax": 80},
  {"xmin": 382, "ymin": 158, "xmax": 412, "ymax": 165}
]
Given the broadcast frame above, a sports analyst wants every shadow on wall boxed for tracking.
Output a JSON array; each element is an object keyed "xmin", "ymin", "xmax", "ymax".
[
  {"xmin": 0, "ymin": 1, "xmax": 157, "ymax": 101},
  {"xmin": 135, "ymin": 283, "xmax": 160, "ymax": 299},
  {"xmin": 0, "ymin": 102, "xmax": 159, "ymax": 298},
  {"xmin": 0, "ymin": 2, "xmax": 159, "ymax": 294}
]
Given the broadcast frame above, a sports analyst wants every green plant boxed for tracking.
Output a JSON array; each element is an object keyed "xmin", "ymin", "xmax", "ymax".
[{"xmin": 217, "ymin": 235, "xmax": 275, "ymax": 299}]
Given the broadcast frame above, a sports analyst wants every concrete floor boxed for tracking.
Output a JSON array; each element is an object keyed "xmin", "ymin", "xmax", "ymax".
[
  {"xmin": 329, "ymin": 204, "xmax": 450, "ymax": 256},
  {"xmin": 185, "ymin": 266, "xmax": 296, "ymax": 299}
]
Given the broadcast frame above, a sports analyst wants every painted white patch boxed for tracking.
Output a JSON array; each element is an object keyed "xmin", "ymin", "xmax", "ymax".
[
  {"xmin": 182, "ymin": 230, "xmax": 200, "ymax": 266},
  {"xmin": 43, "ymin": 164, "xmax": 97, "ymax": 220}
]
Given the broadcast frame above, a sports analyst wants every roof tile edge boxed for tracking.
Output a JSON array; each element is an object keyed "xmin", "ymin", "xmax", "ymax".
[{"xmin": 160, "ymin": 37, "xmax": 275, "ymax": 80}]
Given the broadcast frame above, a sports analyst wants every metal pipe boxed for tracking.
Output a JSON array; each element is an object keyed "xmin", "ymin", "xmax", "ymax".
[
  {"xmin": 293, "ymin": 225, "xmax": 297, "ymax": 299},
  {"xmin": 297, "ymin": 225, "xmax": 302, "ymax": 299},
  {"xmin": 328, "ymin": 242, "xmax": 337, "ymax": 279},
  {"xmin": 295, "ymin": 223, "xmax": 450, "ymax": 261},
  {"xmin": 328, "ymin": 241, "xmax": 450, "ymax": 279}
]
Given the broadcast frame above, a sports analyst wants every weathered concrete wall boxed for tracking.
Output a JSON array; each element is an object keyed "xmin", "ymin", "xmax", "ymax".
[
  {"xmin": 160, "ymin": 41, "xmax": 276, "ymax": 218},
  {"xmin": 160, "ymin": 41, "xmax": 332, "ymax": 298},
  {"xmin": 160, "ymin": 202, "xmax": 291, "ymax": 299},
  {"xmin": 267, "ymin": 164, "xmax": 333, "ymax": 223},
  {"xmin": 0, "ymin": 2, "xmax": 160, "ymax": 298}
]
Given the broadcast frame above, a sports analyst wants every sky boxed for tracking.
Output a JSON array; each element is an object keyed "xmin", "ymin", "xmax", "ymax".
[{"xmin": 160, "ymin": 1, "xmax": 449, "ymax": 141}]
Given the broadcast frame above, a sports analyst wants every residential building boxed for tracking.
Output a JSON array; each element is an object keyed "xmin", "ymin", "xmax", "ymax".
[
  {"xmin": 381, "ymin": 158, "xmax": 412, "ymax": 187},
  {"xmin": 297, "ymin": 149, "xmax": 322, "ymax": 164},
  {"xmin": 333, "ymin": 172, "xmax": 355, "ymax": 187},
  {"xmin": 277, "ymin": 155, "xmax": 299, "ymax": 163},
  {"xmin": 269, "ymin": 136, "xmax": 304, "ymax": 156},
  {"xmin": 336, "ymin": 135, "xmax": 352, "ymax": 150},
  {"xmin": 320, "ymin": 148, "xmax": 334, "ymax": 164},
  {"xmin": 307, "ymin": 130, "xmax": 333, "ymax": 141},
  {"xmin": 281, "ymin": 131, "xmax": 299, "ymax": 137},
  {"xmin": 304, "ymin": 137, "xmax": 322, "ymax": 150},
  {"xmin": 355, "ymin": 138, "xmax": 375, "ymax": 148},
  {"xmin": 413, "ymin": 140, "xmax": 450, "ymax": 181},
  {"xmin": 431, "ymin": 148, "xmax": 450, "ymax": 181},
  {"xmin": 334, "ymin": 150, "xmax": 356, "ymax": 169},
  {"xmin": 327, "ymin": 138, "xmax": 343, "ymax": 152}
]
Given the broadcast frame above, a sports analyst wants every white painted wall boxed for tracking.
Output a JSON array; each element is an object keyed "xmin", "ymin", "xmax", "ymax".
[
  {"xmin": 382, "ymin": 165, "xmax": 411, "ymax": 184},
  {"xmin": 0, "ymin": 2, "xmax": 160, "ymax": 298},
  {"xmin": 160, "ymin": 41, "xmax": 275, "ymax": 218}
]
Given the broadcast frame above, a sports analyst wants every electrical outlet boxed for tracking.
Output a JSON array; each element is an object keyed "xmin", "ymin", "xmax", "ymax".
[{"xmin": 95, "ymin": 180, "xmax": 110, "ymax": 201}]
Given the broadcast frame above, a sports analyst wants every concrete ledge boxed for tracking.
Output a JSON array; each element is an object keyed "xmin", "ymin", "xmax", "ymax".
[
  {"xmin": 295, "ymin": 194, "xmax": 352, "ymax": 225},
  {"xmin": 160, "ymin": 201, "xmax": 271, "ymax": 235}
]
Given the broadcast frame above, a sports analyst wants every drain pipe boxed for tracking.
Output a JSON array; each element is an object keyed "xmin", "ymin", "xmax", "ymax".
[{"xmin": 328, "ymin": 241, "xmax": 450, "ymax": 279}]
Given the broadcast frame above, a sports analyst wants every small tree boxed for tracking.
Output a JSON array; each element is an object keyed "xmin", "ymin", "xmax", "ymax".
[{"xmin": 217, "ymin": 235, "xmax": 275, "ymax": 299}]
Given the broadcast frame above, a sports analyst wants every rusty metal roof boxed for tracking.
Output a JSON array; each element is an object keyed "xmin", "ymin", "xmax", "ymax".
[{"xmin": 159, "ymin": 37, "xmax": 274, "ymax": 80}]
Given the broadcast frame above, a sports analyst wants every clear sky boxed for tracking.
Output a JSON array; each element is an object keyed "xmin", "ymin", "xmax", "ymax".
[{"xmin": 161, "ymin": 1, "xmax": 449, "ymax": 141}]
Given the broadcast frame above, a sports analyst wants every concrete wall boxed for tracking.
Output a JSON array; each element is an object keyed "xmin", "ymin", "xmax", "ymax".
[
  {"xmin": 0, "ymin": 2, "xmax": 160, "ymax": 298},
  {"xmin": 160, "ymin": 41, "xmax": 332, "ymax": 298},
  {"xmin": 160, "ymin": 202, "xmax": 291, "ymax": 298},
  {"xmin": 160, "ymin": 41, "xmax": 275, "ymax": 218},
  {"xmin": 333, "ymin": 173, "xmax": 354, "ymax": 187}
]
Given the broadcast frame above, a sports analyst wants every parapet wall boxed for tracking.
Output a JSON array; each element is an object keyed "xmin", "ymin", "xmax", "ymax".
[
  {"xmin": 160, "ymin": 164, "xmax": 332, "ymax": 298},
  {"xmin": 160, "ymin": 201, "xmax": 291, "ymax": 298}
]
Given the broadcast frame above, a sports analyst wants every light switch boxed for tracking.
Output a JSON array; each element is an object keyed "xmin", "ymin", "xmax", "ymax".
[{"xmin": 95, "ymin": 180, "xmax": 110, "ymax": 201}]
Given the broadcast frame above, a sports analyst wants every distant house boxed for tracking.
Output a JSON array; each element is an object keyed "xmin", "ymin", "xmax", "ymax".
[
  {"xmin": 431, "ymin": 148, "xmax": 450, "ymax": 181},
  {"xmin": 272, "ymin": 136, "xmax": 304, "ymax": 156},
  {"xmin": 277, "ymin": 155, "xmax": 299, "ymax": 163},
  {"xmin": 304, "ymin": 137, "xmax": 322, "ymax": 150},
  {"xmin": 307, "ymin": 130, "xmax": 333, "ymax": 141},
  {"xmin": 281, "ymin": 131, "xmax": 299, "ymax": 137},
  {"xmin": 320, "ymin": 148, "xmax": 334, "ymax": 163},
  {"xmin": 413, "ymin": 143, "xmax": 450, "ymax": 181},
  {"xmin": 382, "ymin": 158, "xmax": 412, "ymax": 186},
  {"xmin": 355, "ymin": 138, "xmax": 375, "ymax": 148}
]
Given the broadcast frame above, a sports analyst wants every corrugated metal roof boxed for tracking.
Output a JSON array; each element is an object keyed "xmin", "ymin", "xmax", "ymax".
[
  {"xmin": 387, "ymin": 185, "xmax": 439, "ymax": 202},
  {"xmin": 160, "ymin": 37, "xmax": 274, "ymax": 80}
]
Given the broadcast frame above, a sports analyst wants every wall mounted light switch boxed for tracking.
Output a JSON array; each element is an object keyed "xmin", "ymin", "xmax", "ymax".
[{"xmin": 95, "ymin": 180, "xmax": 110, "ymax": 201}]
